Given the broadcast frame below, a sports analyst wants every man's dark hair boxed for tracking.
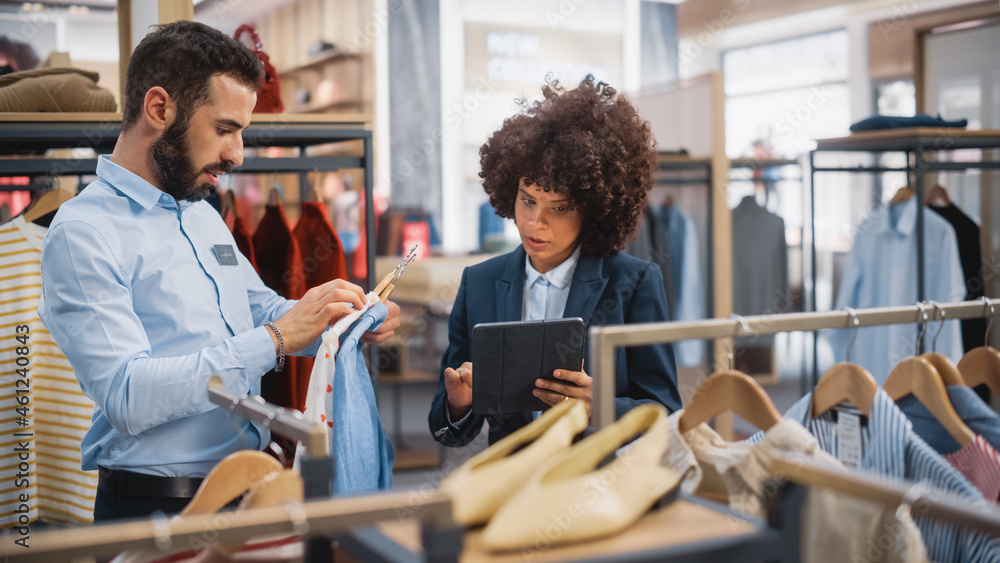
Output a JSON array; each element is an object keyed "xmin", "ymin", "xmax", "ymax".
[
  {"xmin": 479, "ymin": 75, "xmax": 657, "ymax": 256},
  {"xmin": 121, "ymin": 20, "xmax": 263, "ymax": 131}
]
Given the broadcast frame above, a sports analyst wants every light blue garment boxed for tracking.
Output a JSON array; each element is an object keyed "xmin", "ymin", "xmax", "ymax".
[
  {"xmin": 331, "ymin": 303, "xmax": 394, "ymax": 494},
  {"xmin": 38, "ymin": 156, "xmax": 315, "ymax": 477},
  {"xmin": 522, "ymin": 245, "xmax": 580, "ymax": 321},
  {"xmin": 670, "ymin": 208, "xmax": 706, "ymax": 366},
  {"xmin": 750, "ymin": 389, "xmax": 1000, "ymax": 562},
  {"xmin": 898, "ymin": 385, "xmax": 1000, "ymax": 456},
  {"xmin": 829, "ymin": 197, "xmax": 965, "ymax": 382}
]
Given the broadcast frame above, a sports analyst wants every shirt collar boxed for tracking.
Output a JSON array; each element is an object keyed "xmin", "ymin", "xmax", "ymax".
[
  {"xmin": 878, "ymin": 196, "xmax": 917, "ymax": 238},
  {"xmin": 96, "ymin": 155, "xmax": 173, "ymax": 211},
  {"xmin": 524, "ymin": 244, "xmax": 581, "ymax": 290}
]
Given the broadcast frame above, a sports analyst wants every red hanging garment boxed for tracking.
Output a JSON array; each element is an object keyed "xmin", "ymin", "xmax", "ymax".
[
  {"xmin": 252, "ymin": 203, "xmax": 306, "ymax": 411},
  {"xmin": 291, "ymin": 200, "xmax": 348, "ymax": 411}
]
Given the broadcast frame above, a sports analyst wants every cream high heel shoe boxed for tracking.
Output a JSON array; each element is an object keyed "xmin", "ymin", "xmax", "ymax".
[
  {"xmin": 438, "ymin": 398, "xmax": 589, "ymax": 526},
  {"xmin": 481, "ymin": 403, "xmax": 678, "ymax": 551}
]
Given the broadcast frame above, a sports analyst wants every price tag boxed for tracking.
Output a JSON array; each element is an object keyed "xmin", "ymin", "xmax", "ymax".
[{"xmin": 836, "ymin": 411, "xmax": 863, "ymax": 470}]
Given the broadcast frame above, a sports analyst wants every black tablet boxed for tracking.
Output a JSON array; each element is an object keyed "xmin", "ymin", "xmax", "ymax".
[{"xmin": 471, "ymin": 317, "xmax": 586, "ymax": 415}]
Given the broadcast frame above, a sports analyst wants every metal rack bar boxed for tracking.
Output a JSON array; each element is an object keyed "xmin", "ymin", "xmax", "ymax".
[
  {"xmin": 207, "ymin": 377, "xmax": 327, "ymax": 457},
  {"xmin": 0, "ymin": 488, "xmax": 455, "ymax": 563},
  {"xmin": 773, "ymin": 456, "xmax": 1000, "ymax": 536},
  {"xmin": 588, "ymin": 299, "xmax": 1000, "ymax": 429},
  {"xmin": 208, "ymin": 379, "xmax": 333, "ymax": 563}
]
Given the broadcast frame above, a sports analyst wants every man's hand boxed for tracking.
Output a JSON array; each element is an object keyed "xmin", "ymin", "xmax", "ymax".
[
  {"xmin": 444, "ymin": 362, "xmax": 473, "ymax": 419},
  {"xmin": 361, "ymin": 299, "xmax": 400, "ymax": 344},
  {"xmin": 271, "ymin": 279, "xmax": 366, "ymax": 354},
  {"xmin": 534, "ymin": 368, "xmax": 592, "ymax": 416}
]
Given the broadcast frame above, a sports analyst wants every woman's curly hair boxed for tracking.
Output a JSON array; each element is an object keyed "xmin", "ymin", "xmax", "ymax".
[{"xmin": 479, "ymin": 74, "xmax": 657, "ymax": 255}]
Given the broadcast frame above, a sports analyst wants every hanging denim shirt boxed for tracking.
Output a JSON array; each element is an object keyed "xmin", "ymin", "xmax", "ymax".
[
  {"xmin": 296, "ymin": 298, "xmax": 394, "ymax": 495},
  {"xmin": 750, "ymin": 389, "xmax": 1000, "ymax": 562}
]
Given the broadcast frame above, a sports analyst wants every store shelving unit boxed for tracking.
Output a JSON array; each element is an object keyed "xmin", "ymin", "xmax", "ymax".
[
  {"xmin": 805, "ymin": 127, "xmax": 1000, "ymax": 383},
  {"xmin": 0, "ymin": 112, "xmax": 377, "ymax": 291}
]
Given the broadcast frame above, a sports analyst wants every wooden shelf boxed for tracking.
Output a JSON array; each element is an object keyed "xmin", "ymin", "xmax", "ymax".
[
  {"xmin": 376, "ymin": 496, "xmax": 759, "ymax": 562},
  {"xmin": 279, "ymin": 48, "xmax": 361, "ymax": 75},
  {"xmin": 286, "ymin": 100, "xmax": 365, "ymax": 115},
  {"xmin": 815, "ymin": 127, "xmax": 1000, "ymax": 151}
]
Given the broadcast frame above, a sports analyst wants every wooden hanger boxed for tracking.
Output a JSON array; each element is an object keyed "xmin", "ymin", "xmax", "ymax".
[
  {"xmin": 268, "ymin": 186, "xmax": 282, "ymax": 206},
  {"xmin": 374, "ymin": 245, "xmax": 417, "ymax": 303},
  {"xmin": 884, "ymin": 356, "xmax": 974, "ymax": 447},
  {"xmin": 306, "ymin": 184, "xmax": 322, "ymax": 203},
  {"xmin": 206, "ymin": 470, "xmax": 304, "ymax": 558},
  {"xmin": 956, "ymin": 298, "xmax": 1000, "ymax": 393},
  {"xmin": 22, "ymin": 188, "xmax": 74, "ymax": 224},
  {"xmin": 115, "ymin": 451, "xmax": 285, "ymax": 563},
  {"xmin": 181, "ymin": 450, "xmax": 283, "ymax": 515},
  {"xmin": 812, "ymin": 362, "xmax": 878, "ymax": 418},
  {"xmin": 678, "ymin": 369, "xmax": 781, "ymax": 433},
  {"xmin": 958, "ymin": 347, "xmax": 1000, "ymax": 393},
  {"xmin": 925, "ymin": 183, "xmax": 951, "ymax": 206},
  {"xmin": 920, "ymin": 352, "xmax": 966, "ymax": 386},
  {"xmin": 890, "ymin": 186, "xmax": 914, "ymax": 206}
]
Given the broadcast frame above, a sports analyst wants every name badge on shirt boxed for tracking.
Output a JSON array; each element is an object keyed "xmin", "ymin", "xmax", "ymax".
[{"xmin": 213, "ymin": 244, "xmax": 239, "ymax": 266}]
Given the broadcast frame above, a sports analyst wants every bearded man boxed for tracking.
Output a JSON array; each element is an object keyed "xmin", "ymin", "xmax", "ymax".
[{"xmin": 38, "ymin": 20, "xmax": 398, "ymax": 521}]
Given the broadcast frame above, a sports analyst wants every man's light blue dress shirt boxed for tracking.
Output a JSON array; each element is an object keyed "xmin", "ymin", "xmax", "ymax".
[
  {"xmin": 38, "ymin": 156, "xmax": 319, "ymax": 477},
  {"xmin": 829, "ymin": 197, "xmax": 965, "ymax": 382}
]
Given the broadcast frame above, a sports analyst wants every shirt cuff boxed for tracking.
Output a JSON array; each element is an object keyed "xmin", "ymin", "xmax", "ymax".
[
  {"xmin": 446, "ymin": 403, "xmax": 473, "ymax": 430},
  {"xmin": 234, "ymin": 325, "xmax": 281, "ymax": 380}
]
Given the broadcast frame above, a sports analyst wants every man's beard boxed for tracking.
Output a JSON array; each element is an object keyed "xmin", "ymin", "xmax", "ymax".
[{"xmin": 150, "ymin": 119, "xmax": 231, "ymax": 202}]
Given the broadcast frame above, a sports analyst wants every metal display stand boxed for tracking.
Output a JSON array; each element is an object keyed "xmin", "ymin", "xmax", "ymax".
[
  {"xmin": 0, "ymin": 113, "xmax": 377, "ymax": 290},
  {"xmin": 589, "ymin": 298, "xmax": 1000, "ymax": 430},
  {"xmin": 806, "ymin": 128, "xmax": 1000, "ymax": 380}
]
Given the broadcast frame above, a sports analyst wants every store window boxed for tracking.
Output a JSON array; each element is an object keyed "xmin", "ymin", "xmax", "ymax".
[{"xmin": 721, "ymin": 29, "xmax": 852, "ymax": 388}]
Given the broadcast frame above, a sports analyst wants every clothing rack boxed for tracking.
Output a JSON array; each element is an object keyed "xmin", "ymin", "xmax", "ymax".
[
  {"xmin": 0, "ymin": 486, "xmax": 459, "ymax": 563},
  {"xmin": 207, "ymin": 376, "xmax": 337, "ymax": 563},
  {"xmin": 588, "ymin": 299, "xmax": 1000, "ymax": 429}
]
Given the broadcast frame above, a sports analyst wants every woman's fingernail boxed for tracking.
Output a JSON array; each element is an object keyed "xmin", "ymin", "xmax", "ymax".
[{"xmin": 533, "ymin": 390, "xmax": 540, "ymax": 397}]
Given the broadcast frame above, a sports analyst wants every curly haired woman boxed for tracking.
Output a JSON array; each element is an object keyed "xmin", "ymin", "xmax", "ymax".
[{"xmin": 428, "ymin": 75, "xmax": 682, "ymax": 447}]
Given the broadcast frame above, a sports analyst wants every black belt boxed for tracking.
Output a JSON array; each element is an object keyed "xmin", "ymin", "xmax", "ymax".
[{"xmin": 98, "ymin": 466, "xmax": 205, "ymax": 499}]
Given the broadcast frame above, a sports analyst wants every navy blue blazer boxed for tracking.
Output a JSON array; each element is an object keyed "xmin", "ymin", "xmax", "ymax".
[{"xmin": 428, "ymin": 246, "xmax": 682, "ymax": 447}]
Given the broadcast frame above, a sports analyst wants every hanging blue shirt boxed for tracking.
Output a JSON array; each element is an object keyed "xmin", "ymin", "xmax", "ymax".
[
  {"xmin": 751, "ymin": 389, "xmax": 1000, "ymax": 562},
  {"xmin": 38, "ymin": 156, "xmax": 318, "ymax": 477},
  {"xmin": 331, "ymin": 303, "xmax": 394, "ymax": 494},
  {"xmin": 828, "ymin": 197, "xmax": 965, "ymax": 382},
  {"xmin": 897, "ymin": 385, "xmax": 1000, "ymax": 456}
]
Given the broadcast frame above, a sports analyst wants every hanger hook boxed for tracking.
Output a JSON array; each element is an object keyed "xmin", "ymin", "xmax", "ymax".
[
  {"xmin": 915, "ymin": 302, "xmax": 928, "ymax": 356},
  {"xmin": 722, "ymin": 337, "xmax": 734, "ymax": 370},
  {"xmin": 983, "ymin": 296, "xmax": 994, "ymax": 344},
  {"xmin": 929, "ymin": 301, "xmax": 946, "ymax": 353},
  {"xmin": 727, "ymin": 314, "xmax": 751, "ymax": 371},
  {"xmin": 845, "ymin": 307, "xmax": 860, "ymax": 364}
]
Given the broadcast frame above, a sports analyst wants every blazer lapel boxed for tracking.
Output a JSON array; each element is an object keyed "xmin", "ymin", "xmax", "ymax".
[
  {"xmin": 564, "ymin": 253, "xmax": 608, "ymax": 328},
  {"xmin": 495, "ymin": 246, "xmax": 527, "ymax": 322}
]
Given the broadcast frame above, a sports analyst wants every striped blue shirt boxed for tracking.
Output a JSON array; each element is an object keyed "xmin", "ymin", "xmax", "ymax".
[{"xmin": 751, "ymin": 389, "xmax": 1000, "ymax": 562}]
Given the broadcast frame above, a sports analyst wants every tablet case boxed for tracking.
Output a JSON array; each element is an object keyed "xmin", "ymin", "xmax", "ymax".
[{"xmin": 471, "ymin": 318, "xmax": 586, "ymax": 415}]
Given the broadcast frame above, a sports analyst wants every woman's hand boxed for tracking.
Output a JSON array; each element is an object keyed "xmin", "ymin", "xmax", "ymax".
[
  {"xmin": 534, "ymin": 368, "xmax": 592, "ymax": 416},
  {"xmin": 444, "ymin": 362, "xmax": 474, "ymax": 419}
]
